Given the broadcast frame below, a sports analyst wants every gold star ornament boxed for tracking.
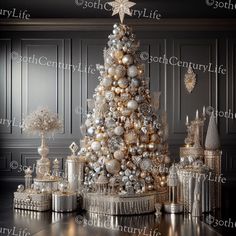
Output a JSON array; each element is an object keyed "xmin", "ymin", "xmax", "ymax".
[{"xmin": 108, "ymin": 0, "xmax": 136, "ymax": 23}]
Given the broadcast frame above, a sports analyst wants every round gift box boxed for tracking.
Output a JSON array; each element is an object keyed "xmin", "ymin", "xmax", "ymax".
[{"xmin": 52, "ymin": 192, "xmax": 77, "ymax": 212}]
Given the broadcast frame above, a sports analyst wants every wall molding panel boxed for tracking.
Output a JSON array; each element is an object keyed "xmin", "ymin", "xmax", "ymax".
[{"xmin": 0, "ymin": 22, "xmax": 235, "ymax": 181}]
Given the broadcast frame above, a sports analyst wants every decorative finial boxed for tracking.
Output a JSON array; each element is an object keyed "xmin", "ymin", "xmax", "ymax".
[
  {"xmin": 108, "ymin": 0, "xmax": 136, "ymax": 23},
  {"xmin": 69, "ymin": 142, "xmax": 79, "ymax": 156},
  {"xmin": 184, "ymin": 65, "xmax": 197, "ymax": 93}
]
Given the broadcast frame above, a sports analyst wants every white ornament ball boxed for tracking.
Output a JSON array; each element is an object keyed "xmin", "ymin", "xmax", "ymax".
[
  {"xmin": 85, "ymin": 119, "xmax": 92, "ymax": 127},
  {"xmin": 114, "ymin": 126, "xmax": 124, "ymax": 136},
  {"xmin": 127, "ymin": 65, "xmax": 138, "ymax": 77},
  {"xmin": 106, "ymin": 159, "xmax": 121, "ymax": 174},
  {"xmin": 108, "ymin": 67, "xmax": 116, "ymax": 76},
  {"xmin": 96, "ymin": 133, "xmax": 104, "ymax": 141},
  {"xmin": 114, "ymin": 150, "xmax": 125, "ymax": 160},
  {"xmin": 127, "ymin": 100, "xmax": 138, "ymax": 110},
  {"xmin": 91, "ymin": 141, "xmax": 101, "ymax": 151},
  {"xmin": 122, "ymin": 54, "xmax": 133, "ymax": 65},
  {"xmin": 87, "ymin": 127, "xmax": 95, "ymax": 136},
  {"xmin": 102, "ymin": 77, "xmax": 112, "ymax": 87}
]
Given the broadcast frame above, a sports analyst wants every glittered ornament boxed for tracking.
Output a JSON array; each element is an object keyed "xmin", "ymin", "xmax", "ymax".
[
  {"xmin": 124, "ymin": 131, "xmax": 138, "ymax": 144},
  {"xmin": 102, "ymin": 77, "xmax": 113, "ymax": 88},
  {"xmin": 106, "ymin": 159, "xmax": 121, "ymax": 174},
  {"xmin": 105, "ymin": 91, "xmax": 115, "ymax": 101},
  {"xmin": 122, "ymin": 54, "xmax": 133, "ymax": 65},
  {"xmin": 127, "ymin": 65, "xmax": 138, "ymax": 77},
  {"xmin": 114, "ymin": 50, "xmax": 124, "ymax": 60},
  {"xmin": 140, "ymin": 158, "xmax": 153, "ymax": 171},
  {"xmin": 140, "ymin": 134, "xmax": 149, "ymax": 143},
  {"xmin": 125, "ymin": 169, "xmax": 132, "ymax": 176},
  {"xmin": 135, "ymin": 95, "xmax": 144, "ymax": 103},
  {"xmin": 131, "ymin": 78, "xmax": 140, "ymax": 87},
  {"xmin": 115, "ymin": 65, "xmax": 126, "ymax": 78}
]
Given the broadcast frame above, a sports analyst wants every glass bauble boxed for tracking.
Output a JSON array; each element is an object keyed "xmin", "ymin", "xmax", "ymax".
[
  {"xmin": 122, "ymin": 54, "xmax": 133, "ymax": 65},
  {"xmin": 91, "ymin": 141, "xmax": 101, "ymax": 151},
  {"xmin": 127, "ymin": 65, "xmax": 138, "ymax": 77},
  {"xmin": 127, "ymin": 100, "xmax": 138, "ymax": 110},
  {"xmin": 118, "ymin": 78, "xmax": 129, "ymax": 88},
  {"xmin": 108, "ymin": 67, "xmax": 116, "ymax": 76},
  {"xmin": 106, "ymin": 159, "xmax": 121, "ymax": 174},
  {"xmin": 114, "ymin": 126, "xmax": 124, "ymax": 136},
  {"xmin": 102, "ymin": 77, "xmax": 112, "ymax": 87},
  {"xmin": 114, "ymin": 150, "xmax": 125, "ymax": 160}
]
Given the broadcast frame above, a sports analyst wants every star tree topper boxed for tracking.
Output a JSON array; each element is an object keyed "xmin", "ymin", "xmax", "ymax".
[{"xmin": 108, "ymin": 0, "xmax": 136, "ymax": 23}]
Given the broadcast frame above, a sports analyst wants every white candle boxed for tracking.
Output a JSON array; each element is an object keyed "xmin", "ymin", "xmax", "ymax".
[
  {"xmin": 186, "ymin": 115, "xmax": 189, "ymax": 125},
  {"xmin": 203, "ymin": 106, "xmax": 206, "ymax": 116},
  {"xmin": 196, "ymin": 110, "xmax": 199, "ymax": 119}
]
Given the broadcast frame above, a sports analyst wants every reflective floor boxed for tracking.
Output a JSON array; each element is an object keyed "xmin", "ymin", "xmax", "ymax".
[{"xmin": 0, "ymin": 182, "xmax": 235, "ymax": 236}]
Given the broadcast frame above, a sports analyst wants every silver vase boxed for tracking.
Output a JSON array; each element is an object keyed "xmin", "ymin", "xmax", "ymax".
[{"xmin": 36, "ymin": 132, "xmax": 50, "ymax": 179}]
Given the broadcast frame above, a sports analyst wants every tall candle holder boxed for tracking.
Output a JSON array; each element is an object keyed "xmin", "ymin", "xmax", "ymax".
[{"xmin": 180, "ymin": 108, "xmax": 206, "ymax": 165}]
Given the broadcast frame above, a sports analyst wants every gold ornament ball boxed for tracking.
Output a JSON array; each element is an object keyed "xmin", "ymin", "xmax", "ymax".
[
  {"xmin": 115, "ymin": 87, "xmax": 121, "ymax": 94},
  {"xmin": 114, "ymin": 150, "xmax": 125, "ymax": 160},
  {"xmin": 122, "ymin": 108, "xmax": 132, "ymax": 116},
  {"xmin": 134, "ymin": 121, "xmax": 141, "ymax": 130},
  {"xmin": 148, "ymin": 142, "xmax": 157, "ymax": 151},
  {"xmin": 122, "ymin": 54, "xmax": 133, "ymax": 65},
  {"xmin": 148, "ymin": 185, "xmax": 154, "ymax": 191},
  {"xmin": 114, "ymin": 50, "xmax": 124, "ymax": 60},
  {"xmin": 105, "ymin": 159, "xmax": 121, "ymax": 174},
  {"xmin": 124, "ymin": 131, "xmax": 137, "ymax": 144},
  {"xmin": 140, "ymin": 172, "xmax": 147, "ymax": 179},
  {"xmin": 118, "ymin": 78, "xmax": 129, "ymax": 88},
  {"xmin": 120, "ymin": 88, "xmax": 125, "ymax": 94}
]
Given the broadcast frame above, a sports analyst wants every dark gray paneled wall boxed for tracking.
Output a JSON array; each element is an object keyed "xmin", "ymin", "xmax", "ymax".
[{"xmin": 0, "ymin": 25, "xmax": 235, "ymax": 181}]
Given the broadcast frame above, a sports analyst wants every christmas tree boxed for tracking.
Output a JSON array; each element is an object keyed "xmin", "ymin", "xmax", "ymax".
[{"xmin": 78, "ymin": 1, "xmax": 170, "ymax": 198}]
